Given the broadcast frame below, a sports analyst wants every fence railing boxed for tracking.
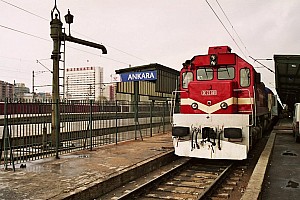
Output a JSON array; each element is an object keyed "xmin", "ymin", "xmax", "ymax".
[{"xmin": 0, "ymin": 100, "xmax": 172, "ymax": 168}]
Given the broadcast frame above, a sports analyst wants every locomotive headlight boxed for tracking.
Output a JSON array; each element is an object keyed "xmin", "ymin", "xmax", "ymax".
[
  {"xmin": 220, "ymin": 102, "xmax": 228, "ymax": 109},
  {"xmin": 210, "ymin": 54, "xmax": 217, "ymax": 66},
  {"xmin": 191, "ymin": 103, "xmax": 198, "ymax": 110}
]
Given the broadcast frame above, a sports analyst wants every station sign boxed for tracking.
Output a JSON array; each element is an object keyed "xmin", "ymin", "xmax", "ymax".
[{"xmin": 114, "ymin": 70, "xmax": 157, "ymax": 82}]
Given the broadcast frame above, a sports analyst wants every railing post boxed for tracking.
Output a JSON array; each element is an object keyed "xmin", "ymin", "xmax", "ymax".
[
  {"xmin": 89, "ymin": 100, "xmax": 93, "ymax": 151},
  {"xmin": 163, "ymin": 101, "xmax": 166, "ymax": 133},
  {"xmin": 150, "ymin": 100, "xmax": 153, "ymax": 137},
  {"xmin": 115, "ymin": 100, "xmax": 118, "ymax": 145},
  {"xmin": 3, "ymin": 98, "xmax": 15, "ymax": 171},
  {"xmin": 42, "ymin": 124, "xmax": 47, "ymax": 149},
  {"xmin": 55, "ymin": 99, "xmax": 60, "ymax": 159},
  {"xmin": 3, "ymin": 99, "xmax": 8, "ymax": 169}
]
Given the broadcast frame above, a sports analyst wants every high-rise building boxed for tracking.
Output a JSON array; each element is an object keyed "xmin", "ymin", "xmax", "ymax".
[
  {"xmin": 65, "ymin": 66, "xmax": 103, "ymax": 101},
  {"xmin": 0, "ymin": 80, "xmax": 14, "ymax": 101}
]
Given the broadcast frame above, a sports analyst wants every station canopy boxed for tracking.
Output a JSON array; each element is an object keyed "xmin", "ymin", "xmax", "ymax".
[{"xmin": 274, "ymin": 55, "xmax": 300, "ymax": 109}]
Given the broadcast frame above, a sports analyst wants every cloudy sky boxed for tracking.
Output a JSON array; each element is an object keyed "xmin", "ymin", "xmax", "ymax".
[{"xmin": 0, "ymin": 0, "xmax": 299, "ymax": 93}]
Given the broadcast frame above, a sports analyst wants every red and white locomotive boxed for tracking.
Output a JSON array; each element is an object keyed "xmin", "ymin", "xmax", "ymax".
[{"xmin": 172, "ymin": 46, "xmax": 277, "ymax": 160}]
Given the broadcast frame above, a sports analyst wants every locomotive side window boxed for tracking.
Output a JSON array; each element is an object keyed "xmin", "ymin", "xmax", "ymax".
[
  {"xmin": 218, "ymin": 67, "xmax": 235, "ymax": 80},
  {"xmin": 182, "ymin": 72, "xmax": 193, "ymax": 88},
  {"xmin": 197, "ymin": 68, "xmax": 213, "ymax": 80},
  {"xmin": 240, "ymin": 68, "xmax": 251, "ymax": 87}
]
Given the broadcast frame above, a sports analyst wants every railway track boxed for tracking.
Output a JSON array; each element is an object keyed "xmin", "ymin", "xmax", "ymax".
[{"xmin": 99, "ymin": 158, "xmax": 233, "ymax": 200}]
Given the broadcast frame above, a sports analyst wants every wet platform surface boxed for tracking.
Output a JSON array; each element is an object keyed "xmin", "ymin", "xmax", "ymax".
[
  {"xmin": 262, "ymin": 118, "xmax": 300, "ymax": 200},
  {"xmin": 0, "ymin": 133, "xmax": 173, "ymax": 200},
  {"xmin": 2, "ymin": 119, "xmax": 299, "ymax": 200}
]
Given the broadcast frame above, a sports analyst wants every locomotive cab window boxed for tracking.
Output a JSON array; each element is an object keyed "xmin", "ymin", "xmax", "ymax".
[
  {"xmin": 197, "ymin": 68, "xmax": 213, "ymax": 80},
  {"xmin": 182, "ymin": 72, "xmax": 193, "ymax": 89},
  {"xmin": 240, "ymin": 68, "xmax": 251, "ymax": 87},
  {"xmin": 218, "ymin": 66, "xmax": 235, "ymax": 80}
]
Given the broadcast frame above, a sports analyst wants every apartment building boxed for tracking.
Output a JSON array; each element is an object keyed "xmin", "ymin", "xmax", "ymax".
[
  {"xmin": 0, "ymin": 80, "xmax": 14, "ymax": 101},
  {"xmin": 65, "ymin": 66, "xmax": 104, "ymax": 101}
]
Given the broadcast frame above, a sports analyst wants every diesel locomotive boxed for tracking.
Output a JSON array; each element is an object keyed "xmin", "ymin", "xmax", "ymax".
[{"xmin": 171, "ymin": 46, "xmax": 277, "ymax": 160}]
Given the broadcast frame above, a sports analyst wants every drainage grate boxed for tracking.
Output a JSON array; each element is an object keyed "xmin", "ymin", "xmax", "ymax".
[
  {"xmin": 282, "ymin": 150, "xmax": 297, "ymax": 156},
  {"xmin": 286, "ymin": 180, "xmax": 299, "ymax": 188}
]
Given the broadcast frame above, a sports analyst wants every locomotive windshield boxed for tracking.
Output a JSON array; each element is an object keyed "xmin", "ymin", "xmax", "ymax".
[
  {"xmin": 196, "ymin": 68, "xmax": 213, "ymax": 80},
  {"xmin": 218, "ymin": 66, "xmax": 235, "ymax": 80},
  {"xmin": 240, "ymin": 68, "xmax": 251, "ymax": 87},
  {"xmin": 182, "ymin": 71, "xmax": 193, "ymax": 88}
]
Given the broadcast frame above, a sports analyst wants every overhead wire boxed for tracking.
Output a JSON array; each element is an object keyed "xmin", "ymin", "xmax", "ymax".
[
  {"xmin": 205, "ymin": 0, "xmax": 248, "ymax": 59},
  {"xmin": 0, "ymin": 23, "xmax": 130, "ymax": 66},
  {"xmin": 249, "ymin": 56, "xmax": 275, "ymax": 73},
  {"xmin": 0, "ymin": 0, "xmax": 49, "ymax": 21},
  {"xmin": 66, "ymin": 45, "xmax": 130, "ymax": 65},
  {"xmin": 206, "ymin": 0, "xmax": 275, "ymax": 74},
  {"xmin": 72, "ymin": 31, "xmax": 149, "ymax": 62},
  {"xmin": 0, "ymin": 55, "xmax": 34, "ymax": 63},
  {"xmin": 36, "ymin": 60, "xmax": 52, "ymax": 73},
  {"xmin": 215, "ymin": 0, "xmax": 250, "ymax": 56},
  {"xmin": 0, "ymin": 66, "xmax": 28, "ymax": 73},
  {"xmin": 0, "ymin": 24, "xmax": 50, "ymax": 42},
  {"xmin": 0, "ymin": 0, "xmax": 148, "ymax": 63}
]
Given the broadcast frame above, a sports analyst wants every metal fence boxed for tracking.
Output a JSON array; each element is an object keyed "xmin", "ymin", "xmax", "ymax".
[{"xmin": 0, "ymin": 100, "xmax": 172, "ymax": 168}]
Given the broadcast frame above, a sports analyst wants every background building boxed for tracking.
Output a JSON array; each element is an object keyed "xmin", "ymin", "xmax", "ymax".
[
  {"xmin": 0, "ymin": 80, "xmax": 15, "ymax": 101},
  {"xmin": 65, "ymin": 66, "xmax": 104, "ymax": 101},
  {"xmin": 101, "ymin": 83, "xmax": 116, "ymax": 102},
  {"xmin": 14, "ymin": 83, "xmax": 30, "ymax": 99}
]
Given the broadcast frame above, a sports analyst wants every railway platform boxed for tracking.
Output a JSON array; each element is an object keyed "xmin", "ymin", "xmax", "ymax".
[
  {"xmin": 1, "ymin": 119, "xmax": 300, "ymax": 200},
  {"xmin": 0, "ymin": 133, "xmax": 174, "ymax": 200},
  {"xmin": 242, "ymin": 118, "xmax": 300, "ymax": 200}
]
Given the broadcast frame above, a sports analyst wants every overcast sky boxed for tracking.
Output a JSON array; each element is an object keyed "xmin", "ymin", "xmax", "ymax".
[{"xmin": 0, "ymin": 0, "xmax": 299, "ymax": 93}]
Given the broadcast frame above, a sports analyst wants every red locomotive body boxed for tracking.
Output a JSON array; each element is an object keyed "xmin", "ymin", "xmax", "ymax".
[{"xmin": 172, "ymin": 46, "xmax": 276, "ymax": 160}]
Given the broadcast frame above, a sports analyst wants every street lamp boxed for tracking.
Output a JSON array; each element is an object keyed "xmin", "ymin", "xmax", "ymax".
[{"xmin": 64, "ymin": 9, "xmax": 74, "ymax": 36}]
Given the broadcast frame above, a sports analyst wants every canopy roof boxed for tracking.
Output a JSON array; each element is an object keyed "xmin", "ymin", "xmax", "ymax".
[{"xmin": 274, "ymin": 55, "xmax": 300, "ymax": 109}]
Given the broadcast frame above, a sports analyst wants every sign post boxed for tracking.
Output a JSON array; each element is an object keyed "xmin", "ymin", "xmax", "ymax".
[{"xmin": 116, "ymin": 70, "xmax": 157, "ymax": 140}]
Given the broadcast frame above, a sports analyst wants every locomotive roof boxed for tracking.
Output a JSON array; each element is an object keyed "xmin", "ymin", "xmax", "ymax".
[{"xmin": 274, "ymin": 54, "xmax": 300, "ymax": 109}]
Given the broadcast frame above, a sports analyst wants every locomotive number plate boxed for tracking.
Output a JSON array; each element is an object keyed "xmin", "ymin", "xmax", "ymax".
[{"xmin": 201, "ymin": 90, "xmax": 217, "ymax": 96}]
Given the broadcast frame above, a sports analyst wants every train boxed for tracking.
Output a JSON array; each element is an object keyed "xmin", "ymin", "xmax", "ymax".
[{"xmin": 171, "ymin": 46, "xmax": 277, "ymax": 160}]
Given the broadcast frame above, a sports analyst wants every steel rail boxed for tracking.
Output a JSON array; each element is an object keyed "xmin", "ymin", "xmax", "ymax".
[
  {"xmin": 110, "ymin": 159, "xmax": 233, "ymax": 200},
  {"xmin": 197, "ymin": 163, "xmax": 234, "ymax": 199},
  {"xmin": 116, "ymin": 157, "xmax": 191, "ymax": 199}
]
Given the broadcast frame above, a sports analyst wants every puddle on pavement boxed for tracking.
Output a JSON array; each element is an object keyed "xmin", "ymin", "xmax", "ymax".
[
  {"xmin": 286, "ymin": 180, "xmax": 299, "ymax": 188},
  {"xmin": 282, "ymin": 150, "xmax": 297, "ymax": 156},
  {"xmin": 61, "ymin": 154, "xmax": 90, "ymax": 159}
]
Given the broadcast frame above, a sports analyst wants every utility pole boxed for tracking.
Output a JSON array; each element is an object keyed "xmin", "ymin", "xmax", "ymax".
[
  {"xmin": 32, "ymin": 71, "xmax": 35, "ymax": 99},
  {"xmin": 50, "ymin": 1, "xmax": 107, "ymax": 156}
]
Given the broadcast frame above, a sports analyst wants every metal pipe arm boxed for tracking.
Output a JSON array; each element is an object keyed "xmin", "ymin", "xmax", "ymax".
[{"xmin": 64, "ymin": 34, "xmax": 107, "ymax": 54}]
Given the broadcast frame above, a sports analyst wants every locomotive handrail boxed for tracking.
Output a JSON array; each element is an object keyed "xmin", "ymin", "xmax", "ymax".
[
  {"xmin": 170, "ymin": 90, "xmax": 185, "ymax": 125},
  {"xmin": 233, "ymin": 88, "xmax": 255, "ymax": 127},
  {"xmin": 253, "ymin": 85, "xmax": 256, "ymax": 126}
]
